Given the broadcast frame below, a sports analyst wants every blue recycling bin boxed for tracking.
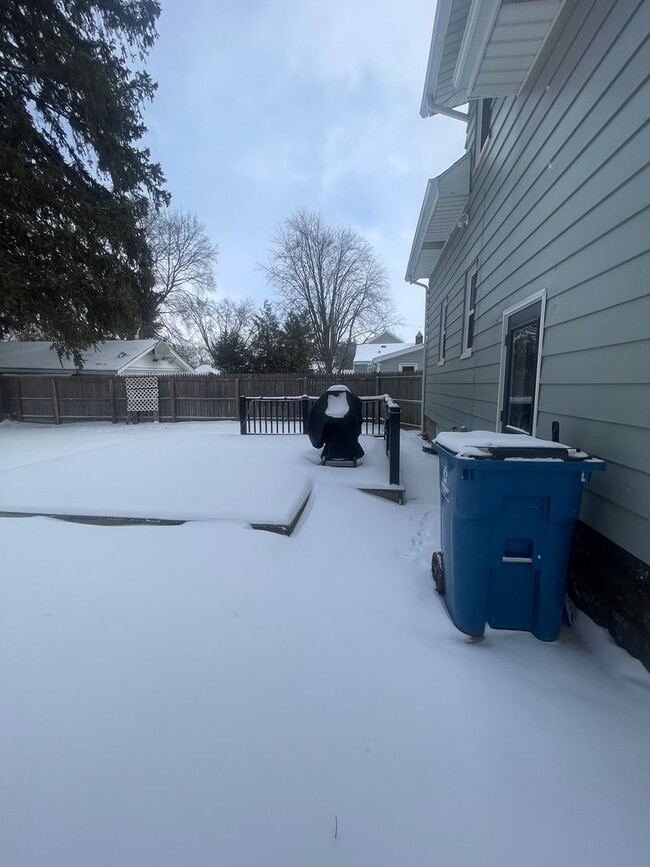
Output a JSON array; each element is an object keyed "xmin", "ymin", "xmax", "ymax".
[{"xmin": 431, "ymin": 432, "xmax": 605, "ymax": 641}]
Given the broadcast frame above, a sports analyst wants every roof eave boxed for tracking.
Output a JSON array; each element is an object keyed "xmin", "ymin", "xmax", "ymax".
[
  {"xmin": 421, "ymin": 0, "xmax": 568, "ymax": 112},
  {"xmin": 116, "ymin": 339, "xmax": 160, "ymax": 375},
  {"xmin": 405, "ymin": 178, "xmax": 440, "ymax": 283},
  {"xmin": 420, "ymin": 0, "xmax": 454, "ymax": 117},
  {"xmin": 452, "ymin": 0, "xmax": 501, "ymax": 95},
  {"xmin": 166, "ymin": 346, "xmax": 196, "ymax": 374},
  {"xmin": 116, "ymin": 341, "xmax": 194, "ymax": 375},
  {"xmin": 405, "ymin": 153, "xmax": 471, "ymax": 283}
]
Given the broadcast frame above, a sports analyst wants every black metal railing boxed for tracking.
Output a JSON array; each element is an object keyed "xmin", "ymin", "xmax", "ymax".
[
  {"xmin": 239, "ymin": 395, "xmax": 390, "ymax": 436},
  {"xmin": 239, "ymin": 395, "xmax": 309, "ymax": 435},
  {"xmin": 384, "ymin": 397, "xmax": 401, "ymax": 486},
  {"xmin": 239, "ymin": 394, "xmax": 401, "ymax": 486}
]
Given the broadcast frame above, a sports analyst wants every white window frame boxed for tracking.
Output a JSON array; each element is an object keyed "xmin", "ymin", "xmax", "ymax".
[
  {"xmin": 398, "ymin": 363, "xmax": 419, "ymax": 373},
  {"xmin": 460, "ymin": 262, "xmax": 479, "ymax": 359},
  {"xmin": 496, "ymin": 289, "xmax": 547, "ymax": 437},
  {"xmin": 437, "ymin": 298, "xmax": 448, "ymax": 366}
]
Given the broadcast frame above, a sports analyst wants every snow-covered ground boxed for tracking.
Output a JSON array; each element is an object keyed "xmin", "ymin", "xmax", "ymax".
[{"xmin": 0, "ymin": 420, "xmax": 648, "ymax": 867}]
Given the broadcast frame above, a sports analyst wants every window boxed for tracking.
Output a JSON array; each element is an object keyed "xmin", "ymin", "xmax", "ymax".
[
  {"xmin": 499, "ymin": 295, "xmax": 545, "ymax": 436},
  {"xmin": 399, "ymin": 363, "xmax": 418, "ymax": 373},
  {"xmin": 474, "ymin": 98, "xmax": 493, "ymax": 166},
  {"xmin": 461, "ymin": 263, "xmax": 479, "ymax": 357},
  {"xmin": 437, "ymin": 298, "xmax": 448, "ymax": 365}
]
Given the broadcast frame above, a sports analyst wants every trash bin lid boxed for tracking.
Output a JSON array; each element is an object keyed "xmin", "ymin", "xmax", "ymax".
[{"xmin": 434, "ymin": 431, "xmax": 591, "ymax": 461}]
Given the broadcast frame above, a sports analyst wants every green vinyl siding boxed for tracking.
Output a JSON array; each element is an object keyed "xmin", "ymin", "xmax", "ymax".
[{"xmin": 423, "ymin": 0, "xmax": 650, "ymax": 562}]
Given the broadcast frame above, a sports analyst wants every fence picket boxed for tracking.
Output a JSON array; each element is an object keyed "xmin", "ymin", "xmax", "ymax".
[{"xmin": 0, "ymin": 371, "xmax": 422, "ymax": 427}]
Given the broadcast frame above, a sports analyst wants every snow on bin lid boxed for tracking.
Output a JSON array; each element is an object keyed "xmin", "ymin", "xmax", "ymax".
[{"xmin": 434, "ymin": 431, "xmax": 589, "ymax": 460}]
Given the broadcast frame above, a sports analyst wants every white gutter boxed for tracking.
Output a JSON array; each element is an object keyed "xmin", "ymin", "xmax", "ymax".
[{"xmin": 423, "ymin": 99, "xmax": 468, "ymax": 122}]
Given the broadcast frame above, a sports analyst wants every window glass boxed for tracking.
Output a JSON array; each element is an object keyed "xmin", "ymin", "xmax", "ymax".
[
  {"xmin": 438, "ymin": 299, "xmax": 447, "ymax": 364},
  {"xmin": 474, "ymin": 99, "xmax": 493, "ymax": 167},
  {"xmin": 502, "ymin": 300, "xmax": 542, "ymax": 435},
  {"xmin": 463, "ymin": 266, "xmax": 478, "ymax": 354}
]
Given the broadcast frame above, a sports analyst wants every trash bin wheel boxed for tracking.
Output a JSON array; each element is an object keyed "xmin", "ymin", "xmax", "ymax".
[{"xmin": 431, "ymin": 551, "xmax": 445, "ymax": 595}]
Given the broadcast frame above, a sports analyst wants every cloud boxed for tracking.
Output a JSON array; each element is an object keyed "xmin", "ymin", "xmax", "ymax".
[
  {"xmin": 248, "ymin": 0, "xmax": 435, "ymax": 92},
  {"xmin": 234, "ymin": 136, "xmax": 308, "ymax": 186},
  {"xmin": 144, "ymin": 0, "xmax": 467, "ymax": 334}
]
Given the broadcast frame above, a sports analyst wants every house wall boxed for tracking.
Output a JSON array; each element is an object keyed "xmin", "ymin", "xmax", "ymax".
[
  {"xmin": 123, "ymin": 349, "xmax": 191, "ymax": 375},
  {"xmin": 424, "ymin": 0, "xmax": 650, "ymax": 570},
  {"xmin": 378, "ymin": 348, "xmax": 424, "ymax": 373}
]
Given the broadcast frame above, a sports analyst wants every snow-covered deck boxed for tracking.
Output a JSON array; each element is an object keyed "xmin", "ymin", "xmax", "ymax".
[
  {"xmin": 0, "ymin": 421, "xmax": 648, "ymax": 867},
  {"xmin": 0, "ymin": 421, "xmax": 393, "ymax": 525}
]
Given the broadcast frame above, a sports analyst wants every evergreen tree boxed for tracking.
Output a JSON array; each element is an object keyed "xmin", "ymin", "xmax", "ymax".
[
  {"xmin": 249, "ymin": 301, "xmax": 285, "ymax": 372},
  {"xmin": 281, "ymin": 310, "xmax": 314, "ymax": 372},
  {"xmin": 0, "ymin": 0, "xmax": 168, "ymax": 362},
  {"xmin": 212, "ymin": 331, "xmax": 249, "ymax": 374}
]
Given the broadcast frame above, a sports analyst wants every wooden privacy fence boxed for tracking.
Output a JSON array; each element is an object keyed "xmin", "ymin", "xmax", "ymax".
[{"xmin": 0, "ymin": 371, "xmax": 422, "ymax": 428}]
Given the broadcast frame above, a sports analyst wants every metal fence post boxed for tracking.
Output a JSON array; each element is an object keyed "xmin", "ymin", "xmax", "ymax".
[
  {"xmin": 301, "ymin": 395, "xmax": 309, "ymax": 433},
  {"xmin": 239, "ymin": 395, "xmax": 247, "ymax": 434},
  {"xmin": 388, "ymin": 404, "xmax": 401, "ymax": 485},
  {"xmin": 385, "ymin": 401, "xmax": 390, "ymax": 456}
]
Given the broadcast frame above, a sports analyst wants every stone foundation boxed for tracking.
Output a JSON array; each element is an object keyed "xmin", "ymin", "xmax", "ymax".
[
  {"xmin": 422, "ymin": 415, "xmax": 437, "ymax": 441},
  {"xmin": 569, "ymin": 521, "xmax": 649, "ymax": 671}
]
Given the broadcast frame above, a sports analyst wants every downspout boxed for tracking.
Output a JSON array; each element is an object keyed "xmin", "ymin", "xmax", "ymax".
[
  {"xmin": 410, "ymin": 97, "xmax": 466, "ymax": 435},
  {"xmin": 409, "ymin": 280, "xmax": 430, "ymax": 435}
]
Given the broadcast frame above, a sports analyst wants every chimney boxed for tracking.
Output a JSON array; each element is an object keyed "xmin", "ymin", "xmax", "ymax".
[{"xmin": 415, "ymin": 331, "xmax": 423, "ymax": 345}]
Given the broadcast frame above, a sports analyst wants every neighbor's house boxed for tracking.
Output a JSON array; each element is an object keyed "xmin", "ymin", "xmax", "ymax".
[
  {"xmin": 354, "ymin": 341, "xmax": 412, "ymax": 373},
  {"xmin": 366, "ymin": 329, "xmax": 403, "ymax": 345},
  {"xmin": 405, "ymin": 0, "xmax": 649, "ymax": 664},
  {"xmin": 373, "ymin": 343, "xmax": 424, "ymax": 373},
  {"xmin": 353, "ymin": 332, "xmax": 424, "ymax": 373},
  {"xmin": 353, "ymin": 339, "xmax": 425, "ymax": 374},
  {"xmin": 336, "ymin": 330, "xmax": 403, "ymax": 372},
  {"xmin": 0, "ymin": 340, "xmax": 195, "ymax": 376}
]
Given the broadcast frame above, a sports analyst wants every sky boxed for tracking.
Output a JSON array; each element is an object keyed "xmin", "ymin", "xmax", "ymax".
[{"xmin": 143, "ymin": 0, "xmax": 467, "ymax": 342}]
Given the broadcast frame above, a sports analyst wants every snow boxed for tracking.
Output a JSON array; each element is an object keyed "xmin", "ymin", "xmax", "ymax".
[
  {"xmin": 0, "ymin": 339, "xmax": 158, "ymax": 372},
  {"xmin": 0, "ymin": 421, "xmax": 389, "ymax": 524},
  {"xmin": 435, "ymin": 430, "xmax": 589, "ymax": 459},
  {"xmin": 0, "ymin": 421, "xmax": 648, "ymax": 867},
  {"xmin": 325, "ymin": 391, "xmax": 350, "ymax": 418},
  {"xmin": 353, "ymin": 342, "xmax": 415, "ymax": 364}
]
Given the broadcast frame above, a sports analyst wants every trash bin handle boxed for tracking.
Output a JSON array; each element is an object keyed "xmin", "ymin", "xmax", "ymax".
[{"xmin": 502, "ymin": 556, "xmax": 533, "ymax": 564}]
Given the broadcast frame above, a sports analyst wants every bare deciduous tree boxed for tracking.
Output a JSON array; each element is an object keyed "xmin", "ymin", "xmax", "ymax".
[
  {"xmin": 140, "ymin": 208, "xmax": 219, "ymax": 337},
  {"xmin": 168, "ymin": 289, "xmax": 255, "ymax": 371},
  {"xmin": 260, "ymin": 209, "xmax": 395, "ymax": 373}
]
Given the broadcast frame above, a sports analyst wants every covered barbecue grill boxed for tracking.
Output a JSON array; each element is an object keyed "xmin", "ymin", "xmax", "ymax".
[{"xmin": 307, "ymin": 385, "xmax": 365, "ymax": 465}]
